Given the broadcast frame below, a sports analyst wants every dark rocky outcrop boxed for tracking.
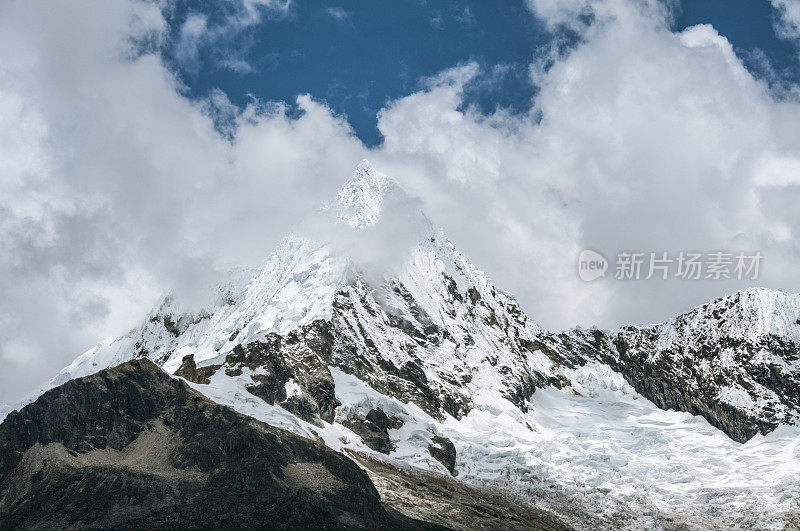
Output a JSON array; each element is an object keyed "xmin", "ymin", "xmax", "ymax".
[
  {"xmin": 179, "ymin": 329, "xmax": 341, "ymax": 427},
  {"xmin": 427, "ymin": 436, "xmax": 457, "ymax": 476},
  {"xmin": 0, "ymin": 359, "xmax": 439, "ymax": 530},
  {"xmin": 352, "ymin": 453, "xmax": 571, "ymax": 531},
  {"xmin": 174, "ymin": 353, "xmax": 220, "ymax": 385},
  {"xmin": 343, "ymin": 408, "xmax": 397, "ymax": 454},
  {"xmin": 605, "ymin": 329, "xmax": 799, "ymax": 442},
  {"xmin": 327, "ymin": 278, "xmax": 560, "ymax": 423}
]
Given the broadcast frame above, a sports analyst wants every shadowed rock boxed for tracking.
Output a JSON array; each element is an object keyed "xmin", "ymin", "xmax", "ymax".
[
  {"xmin": 343, "ymin": 408, "xmax": 395, "ymax": 454},
  {"xmin": 428, "ymin": 436, "xmax": 457, "ymax": 476},
  {"xmin": 0, "ymin": 359, "xmax": 440, "ymax": 530}
]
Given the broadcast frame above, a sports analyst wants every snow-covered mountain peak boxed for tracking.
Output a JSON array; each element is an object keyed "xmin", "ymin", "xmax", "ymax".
[
  {"xmin": 44, "ymin": 160, "xmax": 556, "ymax": 422},
  {"xmin": 658, "ymin": 287, "xmax": 800, "ymax": 346},
  {"xmin": 327, "ymin": 159, "xmax": 400, "ymax": 229},
  {"xmin": 590, "ymin": 286, "xmax": 800, "ymax": 442}
]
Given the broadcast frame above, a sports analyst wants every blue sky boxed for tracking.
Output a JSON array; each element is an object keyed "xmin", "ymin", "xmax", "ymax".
[
  {"xmin": 165, "ymin": 1, "xmax": 548, "ymax": 146},
  {"xmin": 165, "ymin": 0, "xmax": 800, "ymax": 147}
]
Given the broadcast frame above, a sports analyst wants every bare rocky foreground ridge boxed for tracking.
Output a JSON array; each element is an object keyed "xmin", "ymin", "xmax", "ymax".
[{"xmin": 0, "ymin": 359, "xmax": 566, "ymax": 530}]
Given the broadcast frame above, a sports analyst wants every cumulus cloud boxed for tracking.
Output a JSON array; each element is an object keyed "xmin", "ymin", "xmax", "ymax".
[
  {"xmin": 0, "ymin": 0, "xmax": 361, "ymax": 403},
  {"xmin": 3, "ymin": 0, "xmax": 800, "ymax": 404},
  {"xmin": 373, "ymin": 0, "xmax": 800, "ymax": 333},
  {"xmin": 528, "ymin": 0, "xmax": 675, "ymax": 33}
]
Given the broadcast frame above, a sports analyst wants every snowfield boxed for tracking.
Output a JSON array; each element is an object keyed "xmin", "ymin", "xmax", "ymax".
[
  {"xmin": 179, "ymin": 356, "xmax": 800, "ymax": 529},
  {"xmin": 452, "ymin": 363, "xmax": 800, "ymax": 529}
]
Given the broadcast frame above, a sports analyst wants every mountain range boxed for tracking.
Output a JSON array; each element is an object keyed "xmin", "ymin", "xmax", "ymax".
[{"xmin": 2, "ymin": 161, "xmax": 800, "ymax": 529}]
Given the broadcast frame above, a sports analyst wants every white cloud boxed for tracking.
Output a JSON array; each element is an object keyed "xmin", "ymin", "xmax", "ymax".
[
  {"xmin": 174, "ymin": 14, "xmax": 208, "ymax": 73},
  {"xmin": 372, "ymin": 0, "xmax": 800, "ymax": 333},
  {"xmin": 0, "ymin": 0, "xmax": 362, "ymax": 403},
  {"xmin": 325, "ymin": 7, "xmax": 349, "ymax": 22},
  {"xmin": 527, "ymin": 0, "xmax": 675, "ymax": 33},
  {"xmin": 171, "ymin": 0, "xmax": 291, "ymax": 73}
]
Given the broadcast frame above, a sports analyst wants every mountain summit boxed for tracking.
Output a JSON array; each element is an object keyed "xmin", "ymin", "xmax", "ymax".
[
  {"xmin": 326, "ymin": 159, "xmax": 400, "ymax": 229},
  {"xmin": 49, "ymin": 160, "xmax": 561, "ymax": 425},
  {"xmin": 594, "ymin": 287, "xmax": 800, "ymax": 441}
]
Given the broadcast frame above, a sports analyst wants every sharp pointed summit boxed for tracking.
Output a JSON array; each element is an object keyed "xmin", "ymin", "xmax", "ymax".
[
  {"xmin": 327, "ymin": 159, "xmax": 400, "ymax": 229},
  {"xmin": 44, "ymin": 160, "xmax": 557, "ymax": 426}
]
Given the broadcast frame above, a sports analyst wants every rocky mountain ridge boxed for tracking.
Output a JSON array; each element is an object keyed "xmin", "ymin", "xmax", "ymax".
[
  {"xmin": 0, "ymin": 359, "xmax": 441, "ymax": 529},
  {"xmin": 543, "ymin": 287, "xmax": 800, "ymax": 442},
  {"xmin": 43, "ymin": 161, "xmax": 799, "ymax": 445},
  {"xmin": 45, "ymin": 161, "xmax": 565, "ymax": 431}
]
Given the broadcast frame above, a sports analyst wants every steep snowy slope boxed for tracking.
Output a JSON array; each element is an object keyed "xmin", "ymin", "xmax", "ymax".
[
  {"xmin": 613, "ymin": 288, "xmax": 800, "ymax": 442},
  {"xmin": 47, "ymin": 160, "xmax": 562, "ymax": 425}
]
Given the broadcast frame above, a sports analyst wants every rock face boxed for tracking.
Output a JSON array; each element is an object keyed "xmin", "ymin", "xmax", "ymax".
[
  {"xmin": 177, "ymin": 329, "xmax": 341, "ymax": 427},
  {"xmin": 353, "ymin": 455, "xmax": 570, "ymax": 531},
  {"xmin": 0, "ymin": 359, "xmax": 437, "ymax": 530},
  {"xmin": 609, "ymin": 288, "xmax": 800, "ymax": 442},
  {"xmin": 427, "ymin": 436, "xmax": 457, "ymax": 476},
  {"xmin": 343, "ymin": 408, "xmax": 397, "ymax": 455}
]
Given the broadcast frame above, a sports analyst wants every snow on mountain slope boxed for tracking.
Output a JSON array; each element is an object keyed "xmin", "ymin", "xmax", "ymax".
[
  {"xmin": 559, "ymin": 288, "xmax": 800, "ymax": 442},
  {"xmin": 325, "ymin": 159, "xmax": 399, "ymax": 228},
  {"xmin": 20, "ymin": 160, "xmax": 800, "ymax": 528},
  {"xmin": 43, "ymin": 160, "xmax": 561, "ymax": 425},
  {"xmin": 658, "ymin": 288, "xmax": 800, "ymax": 344},
  {"xmin": 448, "ymin": 363, "xmax": 800, "ymax": 528},
  {"xmin": 325, "ymin": 229, "xmax": 560, "ymax": 419},
  {"xmin": 182, "ymin": 354, "xmax": 800, "ymax": 528},
  {"xmin": 0, "ymin": 403, "xmax": 9, "ymax": 424}
]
